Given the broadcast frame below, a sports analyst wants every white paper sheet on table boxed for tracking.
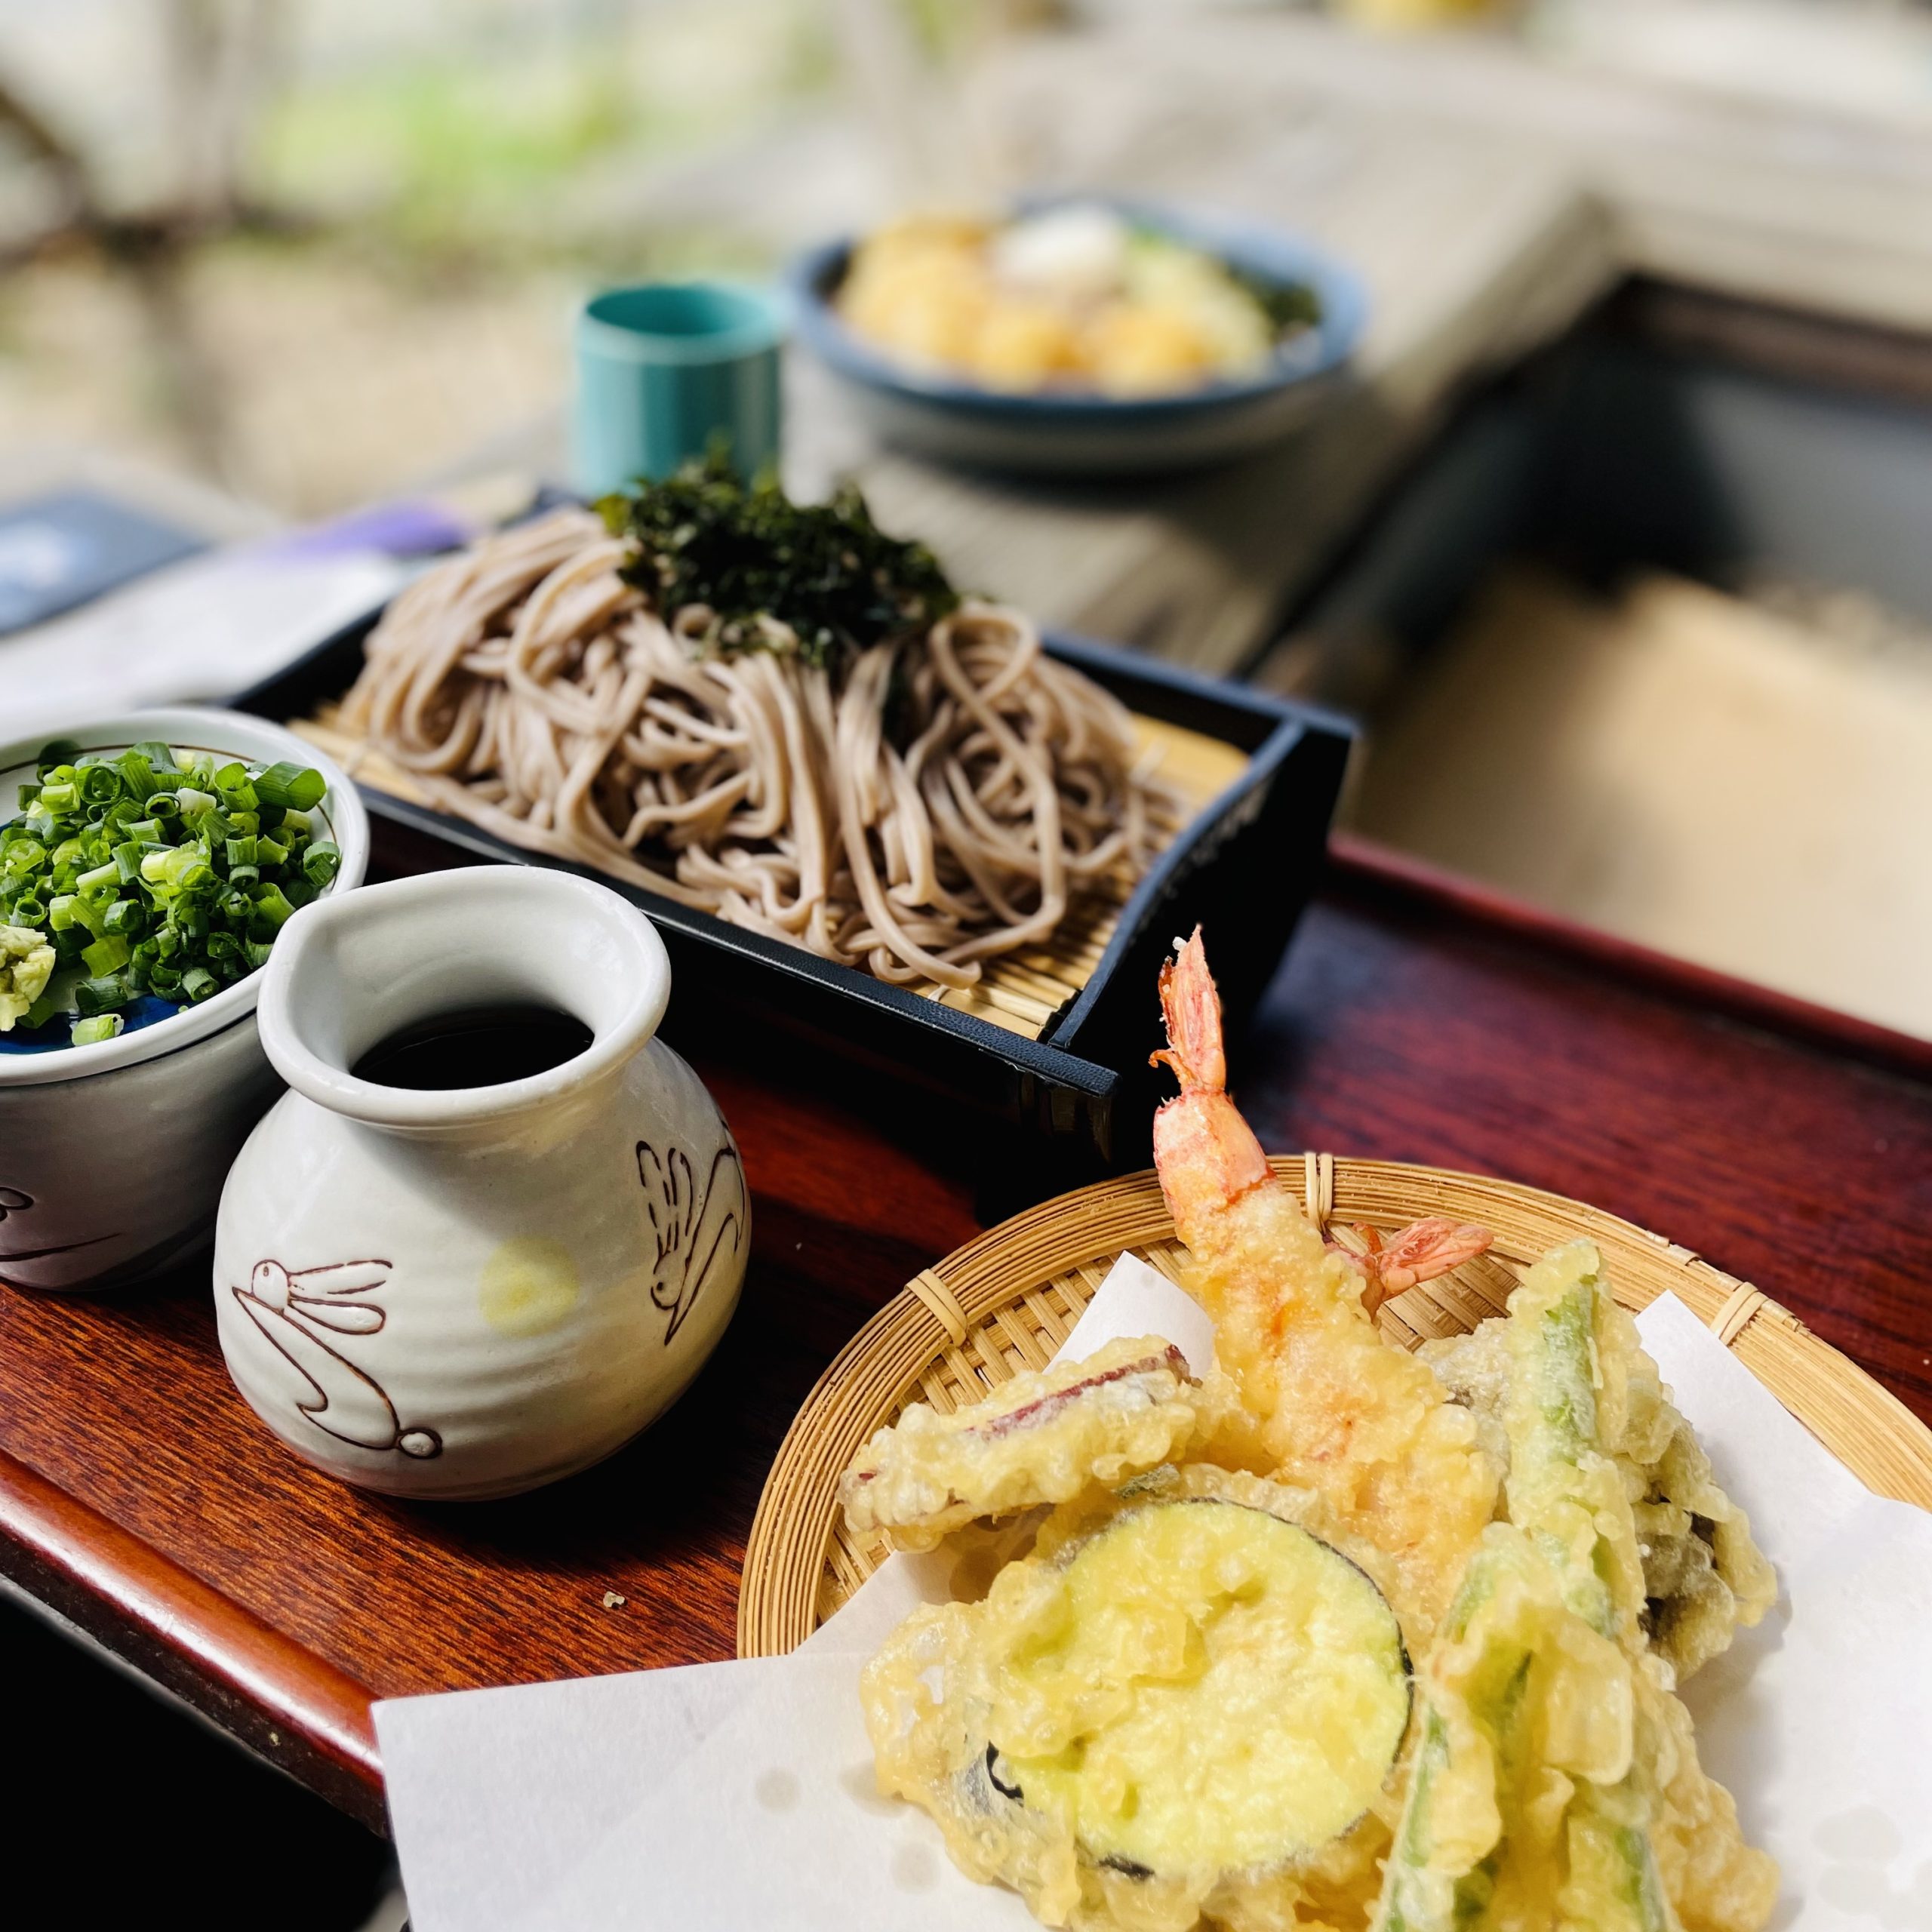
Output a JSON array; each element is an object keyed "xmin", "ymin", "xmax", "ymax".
[
  {"xmin": 1635, "ymin": 1295, "xmax": 1932, "ymax": 1932},
  {"xmin": 374, "ymin": 1257, "xmax": 1932, "ymax": 1932},
  {"xmin": 0, "ymin": 542, "xmax": 405, "ymax": 741}
]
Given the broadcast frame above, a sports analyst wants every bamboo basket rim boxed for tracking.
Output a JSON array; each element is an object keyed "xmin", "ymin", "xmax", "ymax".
[{"xmin": 738, "ymin": 1153, "xmax": 1932, "ymax": 1659}]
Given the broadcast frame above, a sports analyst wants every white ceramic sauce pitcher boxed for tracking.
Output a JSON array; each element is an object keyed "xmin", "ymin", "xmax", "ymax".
[{"xmin": 212, "ymin": 866, "xmax": 748, "ymax": 1500}]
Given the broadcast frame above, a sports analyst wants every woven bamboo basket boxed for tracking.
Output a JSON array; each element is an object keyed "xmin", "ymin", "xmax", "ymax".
[{"xmin": 739, "ymin": 1154, "xmax": 1932, "ymax": 1657}]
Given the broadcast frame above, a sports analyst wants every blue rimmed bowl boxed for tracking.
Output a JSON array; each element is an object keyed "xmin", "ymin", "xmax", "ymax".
[
  {"xmin": 789, "ymin": 197, "xmax": 1369, "ymax": 475},
  {"xmin": 0, "ymin": 707, "xmax": 368, "ymax": 1292}
]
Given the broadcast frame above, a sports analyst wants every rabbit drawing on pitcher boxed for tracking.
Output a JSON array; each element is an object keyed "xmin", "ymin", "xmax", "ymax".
[
  {"xmin": 231, "ymin": 1258, "xmax": 443, "ymax": 1460},
  {"xmin": 637, "ymin": 1140, "xmax": 746, "ymax": 1344}
]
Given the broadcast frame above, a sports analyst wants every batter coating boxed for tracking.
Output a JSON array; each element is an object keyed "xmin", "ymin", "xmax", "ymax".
[
  {"xmin": 839, "ymin": 1335, "xmax": 1201, "ymax": 1552},
  {"xmin": 862, "ymin": 1469, "xmax": 1413, "ymax": 1931}
]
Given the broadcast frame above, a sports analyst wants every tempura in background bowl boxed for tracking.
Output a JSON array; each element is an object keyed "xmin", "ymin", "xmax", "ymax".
[{"xmin": 791, "ymin": 197, "xmax": 1368, "ymax": 475}]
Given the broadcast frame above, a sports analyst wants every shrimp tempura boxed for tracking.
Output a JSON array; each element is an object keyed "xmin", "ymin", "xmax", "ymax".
[{"xmin": 1150, "ymin": 930, "xmax": 1501, "ymax": 1631}]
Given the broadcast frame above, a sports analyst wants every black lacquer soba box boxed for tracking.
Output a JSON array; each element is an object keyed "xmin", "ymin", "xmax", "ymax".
[{"xmin": 235, "ymin": 613, "xmax": 1349, "ymax": 1198}]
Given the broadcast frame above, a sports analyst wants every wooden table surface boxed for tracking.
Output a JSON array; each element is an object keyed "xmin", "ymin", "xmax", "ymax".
[{"xmin": 2, "ymin": 841, "xmax": 1928, "ymax": 1833}]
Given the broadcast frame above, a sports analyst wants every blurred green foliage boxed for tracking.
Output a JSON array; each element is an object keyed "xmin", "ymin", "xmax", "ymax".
[
  {"xmin": 263, "ymin": 60, "xmax": 631, "ymax": 251},
  {"xmin": 252, "ymin": 1, "xmax": 838, "ymax": 271}
]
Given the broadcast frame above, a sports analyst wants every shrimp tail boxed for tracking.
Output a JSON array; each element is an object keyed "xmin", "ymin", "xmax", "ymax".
[
  {"xmin": 1151, "ymin": 929, "xmax": 1269, "ymax": 1239},
  {"xmin": 1364, "ymin": 1218, "xmax": 1493, "ymax": 1296},
  {"xmin": 1340, "ymin": 1218, "xmax": 1495, "ymax": 1318},
  {"xmin": 1150, "ymin": 928, "xmax": 1225, "ymax": 1094}
]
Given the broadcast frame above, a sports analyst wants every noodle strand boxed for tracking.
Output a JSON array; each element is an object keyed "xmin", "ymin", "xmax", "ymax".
[{"xmin": 340, "ymin": 509, "xmax": 1174, "ymax": 987}]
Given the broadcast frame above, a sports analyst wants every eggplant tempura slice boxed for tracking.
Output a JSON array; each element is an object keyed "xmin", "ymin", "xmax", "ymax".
[
  {"xmin": 863, "ymin": 1468, "xmax": 1414, "ymax": 1932},
  {"xmin": 838, "ymin": 1335, "xmax": 1201, "ymax": 1552}
]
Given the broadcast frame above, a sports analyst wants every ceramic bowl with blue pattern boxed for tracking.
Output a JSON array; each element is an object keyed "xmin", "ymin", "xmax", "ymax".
[{"xmin": 0, "ymin": 709, "xmax": 368, "ymax": 1291}]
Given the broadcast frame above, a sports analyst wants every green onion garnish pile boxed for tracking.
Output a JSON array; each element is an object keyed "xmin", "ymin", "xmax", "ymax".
[{"xmin": 0, "ymin": 740, "xmax": 338, "ymax": 1047}]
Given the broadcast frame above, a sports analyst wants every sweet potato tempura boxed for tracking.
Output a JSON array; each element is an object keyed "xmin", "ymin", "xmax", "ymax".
[{"xmin": 839, "ymin": 1337, "xmax": 1200, "ymax": 1552}]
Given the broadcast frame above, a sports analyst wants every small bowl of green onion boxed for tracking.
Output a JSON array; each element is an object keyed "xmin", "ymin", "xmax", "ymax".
[{"xmin": 0, "ymin": 707, "xmax": 368, "ymax": 1292}]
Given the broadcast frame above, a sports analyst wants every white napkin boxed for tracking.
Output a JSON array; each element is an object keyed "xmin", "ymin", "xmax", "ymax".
[
  {"xmin": 375, "ymin": 1263, "xmax": 1932, "ymax": 1932},
  {"xmin": 0, "ymin": 542, "xmax": 404, "ymax": 741},
  {"xmin": 1635, "ymin": 1295, "xmax": 1932, "ymax": 1931}
]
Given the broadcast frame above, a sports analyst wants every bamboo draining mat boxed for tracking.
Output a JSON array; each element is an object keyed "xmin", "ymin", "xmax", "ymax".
[
  {"xmin": 739, "ymin": 1155, "xmax": 1932, "ymax": 1657},
  {"xmin": 289, "ymin": 707, "xmax": 1247, "ymax": 1041}
]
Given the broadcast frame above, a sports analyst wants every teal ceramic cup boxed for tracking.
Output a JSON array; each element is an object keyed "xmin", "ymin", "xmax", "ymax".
[{"xmin": 572, "ymin": 281, "xmax": 786, "ymax": 496}]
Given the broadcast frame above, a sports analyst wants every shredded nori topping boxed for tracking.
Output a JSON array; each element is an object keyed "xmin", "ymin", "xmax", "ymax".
[{"xmin": 596, "ymin": 452, "xmax": 960, "ymax": 668}]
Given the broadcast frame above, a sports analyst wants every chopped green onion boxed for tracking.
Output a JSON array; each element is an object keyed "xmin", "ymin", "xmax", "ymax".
[
  {"xmin": 70, "ymin": 1013, "xmax": 124, "ymax": 1046},
  {"xmin": 214, "ymin": 767, "xmax": 259, "ymax": 811},
  {"xmin": 128, "ymin": 740, "xmax": 177, "ymax": 774},
  {"xmin": 253, "ymin": 761, "xmax": 326, "ymax": 812},
  {"xmin": 82, "ymin": 933, "xmax": 131, "ymax": 977},
  {"xmin": 251, "ymin": 883, "xmax": 297, "ymax": 930},
  {"xmin": 0, "ymin": 740, "xmax": 337, "ymax": 1051},
  {"xmin": 78, "ymin": 764, "xmax": 122, "ymax": 806},
  {"xmin": 116, "ymin": 750, "xmax": 161, "ymax": 800},
  {"xmin": 73, "ymin": 973, "xmax": 131, "ymax": 1017}
]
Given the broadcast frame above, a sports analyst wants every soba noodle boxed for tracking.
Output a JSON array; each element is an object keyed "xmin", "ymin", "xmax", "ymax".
[{"xmin": 339, "ymin": 508, "xmax": 1174, "ymax": 989}]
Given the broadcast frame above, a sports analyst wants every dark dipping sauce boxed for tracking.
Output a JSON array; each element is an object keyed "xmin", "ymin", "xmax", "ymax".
[{"xmin": 350, "ymin": 1004, "xmax": 593, "ymax": 1092}]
